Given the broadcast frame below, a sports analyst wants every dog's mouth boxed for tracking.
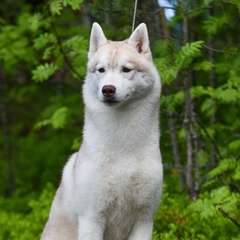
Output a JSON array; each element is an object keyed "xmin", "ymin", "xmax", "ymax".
[{"xmin": 102, "ymin": 98, "xmax": 120, "ymax": 106}]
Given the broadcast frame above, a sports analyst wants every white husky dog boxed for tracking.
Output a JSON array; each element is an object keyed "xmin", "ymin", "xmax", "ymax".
[{"xmin": 41, "ymin": 22, "xmax": 162, "ymax": 240}]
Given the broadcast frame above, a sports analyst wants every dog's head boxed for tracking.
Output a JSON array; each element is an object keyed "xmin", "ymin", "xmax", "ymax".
[{"xmin": 84, "ymin": 22, "xmax": 160, "ymax": 107}]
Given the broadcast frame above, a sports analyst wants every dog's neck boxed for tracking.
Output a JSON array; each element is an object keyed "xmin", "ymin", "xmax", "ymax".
[{"xmin": 82, "ymin": 97, "xmax": 160, "ymax": 155}]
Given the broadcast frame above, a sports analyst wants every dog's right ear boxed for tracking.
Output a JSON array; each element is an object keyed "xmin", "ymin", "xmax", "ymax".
[
  {"xmin": 129, "ymin": 23, "xmax": 150, "ymax": 54},
  {"xmin": 88, "ymin": 23, "xmax": 107, "ymax": 58}
]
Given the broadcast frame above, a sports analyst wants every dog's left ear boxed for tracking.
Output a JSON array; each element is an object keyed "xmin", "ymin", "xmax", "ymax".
[
  {"xmin": 129, "ymin": 23, "xmax": 150, "ymax": 54},
  {"xmin": 89, "ymin": 22, "xmax": 107, "ymax": 58}
]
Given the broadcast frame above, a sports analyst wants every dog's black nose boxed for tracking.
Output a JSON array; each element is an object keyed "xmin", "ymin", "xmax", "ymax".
[{"xmin": 102, "ymin": 85, "xmax": 116, "ymax": 97}]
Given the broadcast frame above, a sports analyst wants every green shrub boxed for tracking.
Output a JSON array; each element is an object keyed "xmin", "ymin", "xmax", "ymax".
[
  {"xmin": 0, "ymin": 183, "xmax": 55, "ymax": 240},
  {"xmin": 153, "ymin": 185, "xmax": 240, "ymax": 240}
]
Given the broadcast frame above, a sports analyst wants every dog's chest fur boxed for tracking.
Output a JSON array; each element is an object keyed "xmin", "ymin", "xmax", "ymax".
[{"xmin": 77, "ymin": 155, "xmax": 159, "ymax": 239}]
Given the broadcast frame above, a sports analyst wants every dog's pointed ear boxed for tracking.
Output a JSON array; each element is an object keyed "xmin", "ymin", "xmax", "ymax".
[
  {"xmin": 129, "ymin": 23, "xmax": 150, "ymax": 54},
  {"xmin": 89, "ymin": 22, "xmax": 107, "ymax": 58}
]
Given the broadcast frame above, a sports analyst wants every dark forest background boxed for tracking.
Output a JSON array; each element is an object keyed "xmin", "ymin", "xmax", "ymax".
[{"xmin": 0, "ymin": 0, "xmax": 240, "ymax": 239}]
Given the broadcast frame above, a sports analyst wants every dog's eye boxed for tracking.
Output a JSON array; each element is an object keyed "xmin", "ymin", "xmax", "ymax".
[
  {"xmin": 98, "ymin": 68, "xmax": 105, "ymax": 73},
  {"xmin": 122, "ymin": 67, "xmax": 132, "ymax": 73}
]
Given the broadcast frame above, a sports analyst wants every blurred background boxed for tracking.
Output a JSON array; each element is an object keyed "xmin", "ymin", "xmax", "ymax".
[{"xmin": 0, "ymin": 0, "xmax": 239, "ymax": 239}]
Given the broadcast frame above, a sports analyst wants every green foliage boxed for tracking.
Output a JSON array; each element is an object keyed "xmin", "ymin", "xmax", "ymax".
[
  {"xmin": 203, "ymin": 13, "xmax": 231, "ymax": 35},
  {"xmin": 190, "ymin": 186, "xmax": 239, "ymax": 219},
  {"xmin": 32, "ymin": 63, "xmax": 59, "ymax": 82},
  {"xmin": 153, "ymin": 0, "xmax": 240, "ymax": 238},
  {"xmin": 34, "ymin": 33, "xmax": 57, "ymax": 50},
  {"xmin": 49, "ymin": 0, "xmax": 83, "ymax": 15},
  {"xmin": 0, "ymin": 16, "xmax": 37, "ymax": 74},
  {"xmin": 27, "ymin": 13, "xmax": 43, "ymax": 32},
  {"xmin": 34, "ymin": 106, "xmax": 69, "ymax": 129},
  {"xmin": 194, "ymin": 60, "xmax": 214, "ymax": 72},
  {"xmin": 0, "ymin": 0, "xmax": 85, "ymax": 198},
  {"xmin": 153, "ymin": 185, "xmax": 240, "ymax": 240},
  {"xmin": 154, "ymin": 40, "xmax": 204, "ymax": 85},
  {"xmin": 208, "ymin": 158, "xmax": 237, "ymax": 179},
  {"xmin": 161, "ymin": 91, "xmax": 184, "ymax": 112},
  {"xmin": 176, "ymin": 41, "xmax": 204, "ymax": 70},
  {"xmin": 0, "ymin": 183, "xmax": 55, "ymax": 240}
]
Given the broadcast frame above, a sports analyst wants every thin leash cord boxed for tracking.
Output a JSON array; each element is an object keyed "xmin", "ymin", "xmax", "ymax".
[{"xmin": 132, "ymin": 0, "xmax": 138, "ymax": 33}]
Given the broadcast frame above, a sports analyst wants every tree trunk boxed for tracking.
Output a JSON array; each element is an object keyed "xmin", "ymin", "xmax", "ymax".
[
  {"xmin": 0, "ymin": 71, "xmax": 15, "ymax": 196},
  {"xmin": 181, "ymin": 0, "xmax": 199, "ymax": 200},
  {"xmin": 139, "ymin": 0, "xmax": 162, "ymax": 43},
  {"xmin": 207, "ymin": 8, "xmax": 217, "ymax": 166},
  {"xmin": 159, "ymin": 7, "xmax": 184, "ymax": 191}
]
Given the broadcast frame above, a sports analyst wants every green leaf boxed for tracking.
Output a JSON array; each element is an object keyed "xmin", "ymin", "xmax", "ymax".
[
  {"xmin": 189, "ymin": 198, "xmax": 216, "ymax": 219},
  {"xmin": 49, "ymin": 0, "xmax": 63, "ymax": 15},
  {"xmin": 203, "ymin": 0, "xmax": 214, "ymax": 6},
  {"xmin": 194, "ymin": 60, "xmax": 214, "ymax": 72},
  {"xmin": 154, "ymin": 60, "xmax": 177, "ymax": 85},
  {"xmin": 49, "ymin": 0, "xmax": 82, "ymax": 15},
  {"xmin": 198, "ymin": 150, "xmax": 209, "ymax": 166},
  {"xmin": 42, "ymin": 46, "xmax": 56, "ymax": 60},
  {"xmin": 208, "ymin": 158, "xmax": 237, "ymax": 178},
  {"xmin": 203, "ymin": 14, "xmax": 230, "ymax": 35},
  {"xmin": 210, "ymin": 187, "xmax": 239, "ymax": 216},
  {"xmin": 176, "ymin": 41, "xmax": 204, "ymax": 70},
  {"xmin": 232, "ymin": 162, "xmax": 240, "ymax": 181},
  {"xmin": 191, "ymin": 86, "xmax": 206, "ymax": 98},
  {"xmin": 201, "ymin": 98, "xmax": 216, "ymax": 117},
  {"xmin": 161, "ymin": 91, "xmax": 184, "ymax": 112},
  {"xmin": 34, "ymin": 107, "xmax": 68, "ymax": 130},
  {"xmin": 34, "ymin": 33, "xmax": 57, "ymax": 50},
  {"xmin": 71, "ymin": 137, "xmax": 81, "ymax": 150},
  {"xmin": 27, "ymin": 13, "xmax": 43, "ymax": 32},
  {"xmin": 63, "ymin": 0, "xmax": 83, "ymax": 9},
  {"xmin": 215, "ymin": 88, "xmax": 240, "ymax": 103},
  {"xmin": 228, "ymin": 139, "xmax": 240, "ymax": 150},
  {"xmin": 33, "ymin": 119, "xmax": 51, "ymax": 130},
  {"xmin": 51, "ymin": 107, "xmax": 68, "ymax": 129},
  {"xmin": 32, "ymin": 63, "xmax": 59, "ymax": 82}
]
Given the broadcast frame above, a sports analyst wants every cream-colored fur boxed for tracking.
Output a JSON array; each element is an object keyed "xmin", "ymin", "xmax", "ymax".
[{"xmin": 41, "ymin": 22, "xmax": 162, "ymax": 240}]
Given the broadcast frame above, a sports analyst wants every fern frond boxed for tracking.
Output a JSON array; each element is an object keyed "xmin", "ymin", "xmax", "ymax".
[
  {"xmin": 208, "ymin": 158, "xmax": 237, "ymax": 178},
  {"xmin": 194, "ymin": 60, "xmax": 214, "ymax": 72},
  {"xmin": 34, "ymin": 107, "xmax": 68, "ymax": 130},
  {"xmin": 51, "ymin": 107, "xmax": 68, "ymax": 129},
  {"xmin": 49, "ymin": 0, "xmax": 63, "ymax": 15},
  {"xmin": 228, "ymin": 139, "xmax": 240, "ymax": 151},
  {"xmin": 33, "ymin": 119, "xmax": 51, "ymax": 130},
  {"xmin": 27, "ymin": 13, "xmax": 43, "ymax": 32},
  {"xmin": 154, "ymin": 59, "xmax": 177, "ymax": 85},
  {"xmin": 233, "ymin": 162, "xmax": 240, "ymax": 181},
  {"xmin": 203, "ymin": 14, "xmax": 230, "ymax": 35},
  {"xmin": 215, "ymin": 88, "xmax": 240, "ymax": 103},
  {"xmin": 49, "ymin": 0, "xmax": 82, "ymax": 15},
  {"xmin": 189, "ymin": 198, "xmax": 216, "ymax": 219},
  {"xmin": 200, "ymin": 98, "xmax": 216, "ymax": 117},
  {"xmin": 176, "ymin": 41, "xmax": 204, "ymax": 70},
  {"xmin": 161, "ymin": 91, "xmax": 184, "ymax": 112},
  {"xmin": 71, "ymin": 137, "xmax": 81, "ymax": 150},
  {"xmin": 62, "ymin": 0, "xmax": 83, "ymax": 9},
  {"xmin": 32, "ymin": 63, "xmax": 58, "ymax": 82},
  {"xmin": 34, "ymin": 33, "xmax": 57, "ymax": 50}
]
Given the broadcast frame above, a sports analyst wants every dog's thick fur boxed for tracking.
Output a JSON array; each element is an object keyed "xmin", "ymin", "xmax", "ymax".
[{"xmin": 41, "ymin": 22, "xmax": 162, "ymax": 240}]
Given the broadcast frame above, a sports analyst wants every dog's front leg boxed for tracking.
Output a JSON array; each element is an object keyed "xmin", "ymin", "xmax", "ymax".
[
  {"xmin": 128, "ymin": 221, "xmax": 153, "ymax": 240},
  {"xmin": 78, "ymin": 217, "xmax": 104, "ymax": 240}
]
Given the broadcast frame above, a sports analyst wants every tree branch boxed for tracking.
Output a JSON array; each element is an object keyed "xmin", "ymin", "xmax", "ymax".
[
  {"xmin": 49, "ymin": 15, "xmax": 82, "ymax": 80},
  {"xmin": 220, "ymin": 209, "xmax": 240, "ymax": 228}
]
